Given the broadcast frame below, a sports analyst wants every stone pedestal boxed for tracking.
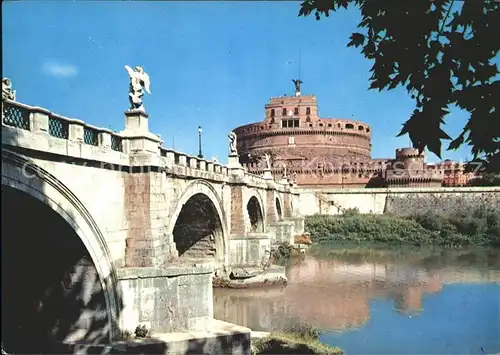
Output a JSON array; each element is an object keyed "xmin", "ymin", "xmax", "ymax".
[
  {"xmin": 227, "ymin": 154, "xmax": 241, "ymax": 168},
  {"xmin": 228, "ymin": 154, "xmax": 245, "ymax": 177},
  {"xmin": 120, "ymin": 110, "xmax": 161, "ymax": 154},
  {"xmin": 262, "ymin": 169, "xmax": 273, "ymax": 180},
  {"xmin": 124, "ymin": 109, "xmax": 149, "ymax": 133}
]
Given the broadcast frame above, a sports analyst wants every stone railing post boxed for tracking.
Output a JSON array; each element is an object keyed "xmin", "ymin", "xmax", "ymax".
[
  {"xmin": 99, "ymin": 129, "xmax": 113, "ymax": 149},
  {"xmin": 68, "ymin": 119, "xmax": 85, "ymax": 142},
  {"xmin": 178, "ymin": 154, "xmax": 187, "ymax": 166},
  {"xmin": 30, "ymin": 107, "xmax": 50, "ymax": 134}
]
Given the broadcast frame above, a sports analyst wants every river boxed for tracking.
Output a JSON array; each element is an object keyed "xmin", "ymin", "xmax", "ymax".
[{"xmin": 214, "ymin": 245, "xmax": 500, "ymax": 355}]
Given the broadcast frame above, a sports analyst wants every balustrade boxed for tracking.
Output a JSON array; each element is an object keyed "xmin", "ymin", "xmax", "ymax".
[{"xmin": 3, "ymin": 100, "xmax": 291, "ymax": 187}]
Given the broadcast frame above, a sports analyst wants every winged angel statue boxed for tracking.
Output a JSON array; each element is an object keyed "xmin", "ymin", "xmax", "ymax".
[{"xmin": 125, "ymin": 65, "xmax": 151, "ymax": 111}]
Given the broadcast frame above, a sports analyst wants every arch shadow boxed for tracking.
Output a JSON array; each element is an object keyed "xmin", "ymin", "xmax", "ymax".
[
  {"xmin": 1, "ymin": 150, "xmax": 122, "ymax": 351},
  {"xmin": 275, "ymin": 196, "xmax": 283, "ymax": 220},
  {"xmin": 167, "ymin": 180, "xmax": 229, "ymax": 267},
  {"xmin": 247, "ymin": 193, "xmax": 265, "ymax": 233}
]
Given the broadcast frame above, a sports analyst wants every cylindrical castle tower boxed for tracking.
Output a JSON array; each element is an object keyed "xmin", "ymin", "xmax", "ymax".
[
  {"xmin": 384, "ymin": 148, "xmax": 443, "ymax": 188},
  {"xmin": 232, "ymin": 85, "xmax": 384, "ymax": 188}
]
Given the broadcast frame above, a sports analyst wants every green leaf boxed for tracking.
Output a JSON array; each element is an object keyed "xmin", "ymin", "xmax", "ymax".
[{"xmin": 347, "ymin": 33, "xmax": 366, "ymax": 48}]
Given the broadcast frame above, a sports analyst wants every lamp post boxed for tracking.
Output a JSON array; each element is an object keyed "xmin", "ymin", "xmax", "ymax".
[{"xmin": 197, "ymin": 126, "xmax": 203, "ymax": 159}]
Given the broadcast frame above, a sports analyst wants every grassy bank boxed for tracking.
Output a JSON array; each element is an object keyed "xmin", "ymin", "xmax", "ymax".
[
  {"xmin": 305, "ymin": 207, "xmax": 500, "ymax": 247},
  {"xmin": 253, "ymin": 332, "xmax": 343, "ymax": 355},
  {"xmin": 252, "ymin": 322, "xmax": 343, "ymax": 355}
]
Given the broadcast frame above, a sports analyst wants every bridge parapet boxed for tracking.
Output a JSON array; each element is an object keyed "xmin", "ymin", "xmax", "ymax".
[
  {"xmin": 2, "ymin": 99, "xmax": 293, "ymax": 192},
  {"xmin": 2, "ymin": 99, "xmax": 126, "ymax": 152}
]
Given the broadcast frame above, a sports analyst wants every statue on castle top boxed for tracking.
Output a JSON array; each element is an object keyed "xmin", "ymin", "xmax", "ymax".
[
  {"xmin": 263, "ymin": 154, "xmax": 272, "ymax": 170},
  {"xmin": 2, "ymin": 77, "xmax": 16, "ymax": 101},
  {"xmin": 125, "ymin": 65, "xmax": 151, "ymax": 111},
  {"xmin": 292, "ymin": 79, "xmax": 303, "ymax": 97},
  {"xmin": 228, "ymin": 131, "xmax": 238, "ymax": 155}
]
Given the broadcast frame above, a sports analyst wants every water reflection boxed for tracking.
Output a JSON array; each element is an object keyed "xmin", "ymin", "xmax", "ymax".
[{"xmin": 214, "ymin": 247, "xmax": 500, "ymax": 333}]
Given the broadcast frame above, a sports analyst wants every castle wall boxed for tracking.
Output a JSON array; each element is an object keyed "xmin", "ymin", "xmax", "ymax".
[{"xmin": 296, "ymin": 187, "xmax": 500, "ymax": 216}]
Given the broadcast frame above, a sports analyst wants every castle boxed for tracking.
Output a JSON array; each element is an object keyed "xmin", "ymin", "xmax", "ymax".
[{"xmin": 233, "ymin": 82, "xmax": 473, "ymax": 188}]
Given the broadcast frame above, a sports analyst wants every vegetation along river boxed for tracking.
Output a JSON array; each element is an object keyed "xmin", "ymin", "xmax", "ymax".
[{"xmin": 214, "ymin": 246, "xmax": 500, "ymax": 355}]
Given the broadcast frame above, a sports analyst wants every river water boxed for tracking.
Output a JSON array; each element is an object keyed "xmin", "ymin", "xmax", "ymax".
[{"xmin": 214, "ymin": 246, "xmax": 500, "ymax": 355}]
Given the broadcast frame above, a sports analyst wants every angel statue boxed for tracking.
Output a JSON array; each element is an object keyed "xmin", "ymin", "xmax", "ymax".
[
  {"xmin": 292, "ymin": 79, "xmax": 303, "ymax": 96},
  {"xmin": 263, "ymin": 153, "xmax": 272, "ymax": 170},
  {"xmin": 2, "ymin": 77, "xmax": 16, "ymax": 101},
  {"xmin": 228, "ymin": 131, "xmax": 238, "ymax": 155},
  {"xmin": 124, "ymin": 65, "xmax": 151, "ymax": 111}
]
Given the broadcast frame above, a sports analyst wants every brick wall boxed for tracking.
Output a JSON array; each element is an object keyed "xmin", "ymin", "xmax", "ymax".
[
  {"xmin": 124, "ymin": 173, "xmax": 152, "ymax": 267},
  {"xmin": 230, "ymin": 186, "xmax": 245, "ymax": 235},
  {"xmin": 283, "ymin": 192, "xmax": 292, "ymax": 218},
  {"xmin": 385, "ymin": 191, "xmax": 500, "ymax": 215},
  {"xmin": 124, "ymin": 170, "xmax": 170, "ymax": 267},
  {"xmin": 266, "ymin": 189, "xmax": 278, "ymax": 223},
  {"xmin": 296, "ymin": 187, "xmax": 500, "ymax": 216}
]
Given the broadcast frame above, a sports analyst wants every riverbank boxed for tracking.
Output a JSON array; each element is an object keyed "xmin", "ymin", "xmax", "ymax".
[
  {"xmin": 250, "ymin": 316, "xmax": 343, "ymax": 354},
  {"xmin": 252, "ymin": 332, "xmax": 343, "ymax": 355},
  {"xmin": 305, "ymin": 207, "xmax": 500, "ymax": 247}
]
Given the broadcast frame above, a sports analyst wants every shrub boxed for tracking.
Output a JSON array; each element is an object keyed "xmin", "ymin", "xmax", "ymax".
[
  {"xmin": 272, "ymin": 242, "xmax": 293, "ymax": 264},
  {"xmin": 282, "ymin": 320, "xmax": 322, "ymax": 340},
  {"xmin": 305, "ymin": 206, "xmax": 499, "ymax": 247},
  {"xmin": 252, "ymin": 333, "xmax": 343, "ymax": 355},
  {"xmin": 134, "ymin": 325, "xmax": 150, "ymax": 338}
]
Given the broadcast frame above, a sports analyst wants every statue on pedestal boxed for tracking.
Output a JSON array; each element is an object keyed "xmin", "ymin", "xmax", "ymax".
[
  {"xmin": 125, "ymin": 65, "xmax": 151, "ymax": 111},
  {"xmin": 263, "ymin": 154, "xmax": 272, "ymax": 170},
  {"xmin": 2, "ymin": 78, "xmax": 16, "ymax": 101},
  {"xmin": 292, "ymin": 79, "xmax": 303, "ymax": 97},
  {"xmin": 228, "ymin": 131, "xmax": 238, "ymax": 155}
]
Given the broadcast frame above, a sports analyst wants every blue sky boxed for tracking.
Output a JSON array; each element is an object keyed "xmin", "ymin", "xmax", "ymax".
[{"xmin": 3, "ymin": 1, "xmax": 476, "ymax": 163}]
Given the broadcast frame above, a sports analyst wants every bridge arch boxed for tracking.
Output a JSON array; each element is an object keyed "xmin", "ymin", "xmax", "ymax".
[
  {"xmin": 167, "ymin": 180, "xmax": 228, "ymax": 267},
  {"xmin": 246, "ymin": 191, "xmax": 266, "ymax": 232},
  {"xmin": 275, "ymin": 195, "xmax": 283, "ymax": 220},
  {"xmin": 1, "ymin": 150, "xmax": 122, "ymax": 351}
]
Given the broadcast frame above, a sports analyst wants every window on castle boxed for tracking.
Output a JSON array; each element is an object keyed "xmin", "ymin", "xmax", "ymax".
[
  {"xmin": 306, "ymin": 116, "xmax": 311, "ymax": 122},
  {"xmin": 294, "ymin": 107, "xmax": 299, "ymax": 115},
  {"xmin": 282, "ymin": 120, "xmax": 288, "ymax": 128},
  {"xmin": 288, "ymin": 120, "xmax": 294, "ymax": 127},
  {"xmin": 328, "ymin": 123, "xmax": 332, "ymax": 127},
  {"xmin": 270, "ymin": 109, "xmax": 275, "ymax": 117},
  {"xmin": 294, "ymin": 120, "xmax": 299, "ymax": 127},
  {"xmin": 306, "ymin": 107, "xmax": 311, "ymax": 115},
  {"xmin": 282, "ymin": 108, "xmax": 287, "ymax": 116},
  {"xmin": 346, "ymin": 123, "xmax": 354, "ymax": 129}
]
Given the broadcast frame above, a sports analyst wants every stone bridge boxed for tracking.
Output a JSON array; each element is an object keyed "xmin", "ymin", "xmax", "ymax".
[{"xmin": 1, "ymin": 99, "xmax": 304, "ymax": 353}]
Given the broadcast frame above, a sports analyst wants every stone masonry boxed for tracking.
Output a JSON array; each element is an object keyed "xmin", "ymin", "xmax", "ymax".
[
  {"xmin": 297, "ymin": 187, "xmax": 500, "ymax": 216},
  {"xmin": 1, "ymin": 98, "xmax": 305, "ymax": 346}
]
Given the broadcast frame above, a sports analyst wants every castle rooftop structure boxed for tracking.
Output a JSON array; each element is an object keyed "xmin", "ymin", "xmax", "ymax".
[{"xmin": 234, "ymin": 83, "xmax": 383, "ymax": 188}]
